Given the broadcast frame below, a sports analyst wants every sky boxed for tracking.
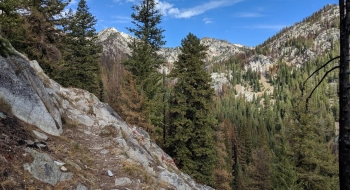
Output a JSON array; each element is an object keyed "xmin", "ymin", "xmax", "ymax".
[{"xmin": 67, "ymin": 0, "xmax": 338, "ymax": 48}]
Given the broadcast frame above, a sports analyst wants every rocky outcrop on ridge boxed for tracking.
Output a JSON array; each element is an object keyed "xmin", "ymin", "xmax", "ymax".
[
  {"xmin": 97, "ymin": 27, "xmax": 248, "ymax": 64},
  {"xmin": 0, "ymin": 53, "xmax": 214, "ymax": 189}
]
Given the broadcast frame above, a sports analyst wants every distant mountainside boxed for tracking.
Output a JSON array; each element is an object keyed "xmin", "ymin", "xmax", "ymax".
[
  {"xmin": 97, "ymin": 4, "xmax": 339, "ymax": 95},
  {"xmin": 97, "ymin": 27, "xmax": 250, "ymax": 64}
]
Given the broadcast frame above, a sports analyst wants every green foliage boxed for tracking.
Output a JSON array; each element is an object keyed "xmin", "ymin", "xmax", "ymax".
[
  {"xmin": 123, "ymin": 0, "xmax": 166, "ymax": 141},
  {"xmin": 0, "ymin": 0, "xmax": 24, "ymax": 38},
  {"xmin": 212, "ymin": 34, "xmax": 340, "ymax": 188},
  {"xmin": 127, "ymin": 0, "xmax": 165, "ymax": 51},
  {"xmin": 166, "ymin": 33, "xmax": 217, "ymax": 186},
  {"xmin": 0, "ymin": 34, "xmax": 16, "ymax": 57},
  {"xmin": 286, "ymin": 99, "xmax": 339, "ymax": 189},
  {"xmin": 124, "ymin": 0, "xmax": 166, "ymax": 97},
  {"xmin": 58, "ymin": 0, "xmax": 102, "ymax": 98}
]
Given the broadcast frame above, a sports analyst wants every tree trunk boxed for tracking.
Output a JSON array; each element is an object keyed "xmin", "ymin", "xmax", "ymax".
[{"xmin": 338, "ymin": 1, "xmax": 350, "ymax": 189}]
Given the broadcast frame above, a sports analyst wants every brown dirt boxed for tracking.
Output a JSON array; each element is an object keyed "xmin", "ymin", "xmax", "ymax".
[{"xmin": 0, "ymin": 111, "xmax": 172, "ymax": 190}]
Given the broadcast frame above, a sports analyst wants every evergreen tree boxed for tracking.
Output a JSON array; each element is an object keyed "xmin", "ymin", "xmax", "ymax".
[
  {"xmin": 287, "ymin": 99, "xmax": 339, "ymax": 189},
  {"xmin": 0, "ymin": 0, "xmax": 24, "ymax": 37},
  {"xmin": 0, "ymin": 34, "xmax": 16, "ymax": 57},
  {"xmin": 0, "ymin": 0, "xmax": 69, "ymax": 76},
  {"xmin": 22, "ymin": 0, "xmax": 68, "ymax": 75},
  {"xmin": 59, "ymin": 0, "xmax": 102, "ymax": 98},
  {"xmin": 124, "ymin": 0, "xmax": 166, "ymax": 140},
  {"xmin": 124, "ymin": 0, "xmax": 165, "ymax": 98},
  {"xmin": 166, "ymin": 33, "xmax": 216, "ymax": 186}
]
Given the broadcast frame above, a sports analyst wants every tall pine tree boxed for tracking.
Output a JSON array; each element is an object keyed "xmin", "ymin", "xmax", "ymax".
[
  {"xmin": 166, "ymin": 33, "xmax": 216, "ymax": 186},
  {"xmin": 124, "ymin": 0, "xmax": 165, "ymax": 98},
  {"xmin": 59, "ymin": 0, "xmax": 102, "ymax": 99},
  {"xmin": 124, "ymin": 0, "xmax": 166, "ymax": 139}
]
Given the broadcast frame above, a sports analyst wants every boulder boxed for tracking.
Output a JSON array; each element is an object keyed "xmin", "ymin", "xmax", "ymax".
[
  {"xmin": 115, "ymin": 177, "xmax": 132, "ymax": 186},
  {"xmin": 23, "ymin": 148, "xmax": 73, "ymax": 185},
  {"xmin": 75, "ymin": 183, "xmax": 88, "ymax": 190}
]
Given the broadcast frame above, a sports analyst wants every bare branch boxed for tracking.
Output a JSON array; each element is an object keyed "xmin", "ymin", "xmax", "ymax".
[
  {"xmin": 305, "ymin": 65, "xmax": 340, "ymax": 110},
  {"xmin": 302, "ymin": 56, "xmax": 340, "ymax": 95}
]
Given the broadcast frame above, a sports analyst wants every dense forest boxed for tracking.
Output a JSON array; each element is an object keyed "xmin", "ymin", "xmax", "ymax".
[{"xmin": 0, "ymin": 0, "xmax": 340, "ymax": 189}]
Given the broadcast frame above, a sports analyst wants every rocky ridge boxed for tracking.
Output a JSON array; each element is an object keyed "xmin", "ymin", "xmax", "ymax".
[
  {"xmin": 97, "ymin": 27, "xmax": 248, "ymax": 64},
  {"xmin": 256, "ymin": 4, "xmax": 339, "ymax": 66},
  {"xmin": 0, "ymin": 52, "xmax": 214, "ymax": 189}
]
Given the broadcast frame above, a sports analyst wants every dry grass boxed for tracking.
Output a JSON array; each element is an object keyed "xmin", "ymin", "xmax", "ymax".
[
  {"xmin": 99, "ymin": 125, "xmax": 119, "ymax": 138},
  {"xmin": 120, "ymin": 159, "xmax": 154, "ymax": 184}
]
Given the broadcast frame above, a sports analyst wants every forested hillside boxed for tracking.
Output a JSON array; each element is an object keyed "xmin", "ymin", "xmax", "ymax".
[
  {"xmin": 210, "ymin": 4, "xmax": 340, "ymax": 189},
  {"xmin": 0, "ymin": 0, "xmax": 341, "ymax": 189}
]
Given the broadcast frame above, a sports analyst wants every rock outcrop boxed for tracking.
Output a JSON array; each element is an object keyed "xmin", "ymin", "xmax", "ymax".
[
  {"xmin": 23, "ymin": 148, "xmax": 73, "ymax": 185},
  {"xmin": 0, "ymin": 52, "xmax": 214, "ymax": 189},
  {"xmin": 0, "ymin": 55, "xmax": 62, "ymax": 136}
]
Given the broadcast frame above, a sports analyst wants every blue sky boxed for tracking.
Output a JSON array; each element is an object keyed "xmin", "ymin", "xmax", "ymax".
[{"xmin": 67, "ymin": 0, "xmax": 338, "ymax": 47}]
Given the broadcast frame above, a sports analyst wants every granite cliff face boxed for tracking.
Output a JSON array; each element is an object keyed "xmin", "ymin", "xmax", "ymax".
[{"xmin": 0, "ymin": 53, "xmax": 214, "ymax": 189}]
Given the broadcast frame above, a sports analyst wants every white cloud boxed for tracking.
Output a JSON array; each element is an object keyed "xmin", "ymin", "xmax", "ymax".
[
  {"xmin": 112, "ymin": 15, "xmax": 132, "ymax": 23},
  {"xmin": 155, "ymin": 0, "xmax": 243, "ymax": 19},
  {"xmin": 235, "ymin": 12, "xmax": 264, "ymax": 18},
  {"xmin": 203, "ymin": 18, "xmax": 213, "ymax": 24},
  {"xmin": 155, "ymin": 0, "xmax": 174, "ymax": 16}
]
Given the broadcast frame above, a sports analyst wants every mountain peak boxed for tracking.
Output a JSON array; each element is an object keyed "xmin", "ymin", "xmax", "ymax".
[{"xmin": 98, "ymin": 27, "xmax": 132, "ymax": 43}]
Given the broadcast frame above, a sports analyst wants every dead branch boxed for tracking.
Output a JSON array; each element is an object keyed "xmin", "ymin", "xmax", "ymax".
[
  {"xmin": 305, "ymin": 65, "xmax": 340, "ymax": 110},
  {"xmin": 302, "ymin": 56, "xmax": 340, "ymax": 95}
]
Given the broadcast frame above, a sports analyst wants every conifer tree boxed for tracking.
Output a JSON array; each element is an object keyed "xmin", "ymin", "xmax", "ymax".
[
  {"xmin": 124, "ymin": 0, "xmax": 165, "ymax": 98},
  {"xmin": 60, "ymin": 0, "xmax": 102, "ymax": 98},
  {"xmin": 166, "ymin": 33, "xmax": 216, "ymax": 186},
  {"xmin": 124, "ymin": 0, "xmax": 166, "ymax": 139},
  {"xmin": 22, "ymin": 0, "xmax": 69, "ymax": 74},
  {"xmin": 0, "ymin": 0, "xmax": 69, "ymax": 75},
  {"xmin": 287, "ymin": 99, "xmax": 339, "ymax": 189},
  {"xmin": 0, "ymin": 0, "xmax": 24, "ymax": 38}
]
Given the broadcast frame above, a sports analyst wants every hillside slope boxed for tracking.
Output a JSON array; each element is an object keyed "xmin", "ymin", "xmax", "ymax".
[{"xmin": 0, "ymin": 52, "xmax": 213, "ymax": 189}]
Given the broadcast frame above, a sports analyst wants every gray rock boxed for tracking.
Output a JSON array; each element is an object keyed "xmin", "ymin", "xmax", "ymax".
[
  {"xmin": 0, "ymin": 55, "xmax": 62, "ymax": 136},
  {"xmin": 100, "ymin": 149, "xmax": 109, "ymax": 154},
  {"xmin": 108, "ymin": 170, "xmax": 114, "ymax": 177},
  {"xmin": 75, "ymin": 183, "xmax": 88, "ymax": 190},
  {"xmin": 0, "ymin": 112, "xmax": 6, "ymax": 119},
  {"xmin": 158, "ymin": 170, "xmax": 191, "ymax": 190},
  {"xmin": 60, "ymin": 166, "xmax": 68, "ymax": 172},
  {"xmin": 23, "ymin": 148, "xmax": 73, "ymax": 185},
  {"xmin": 25, "ymin": 140, "xmax": 35, "ymax": 146},
  {"xmin": 33, "ymin": 130, "xmax": 49, "ymax": 141},
  {"xmin": 54, "ymin": 161, "xmax": 65, "ymax": 166},
  {"xmin": 115, "ymin": 177, "xmax": 132, "ymax": 186}
]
